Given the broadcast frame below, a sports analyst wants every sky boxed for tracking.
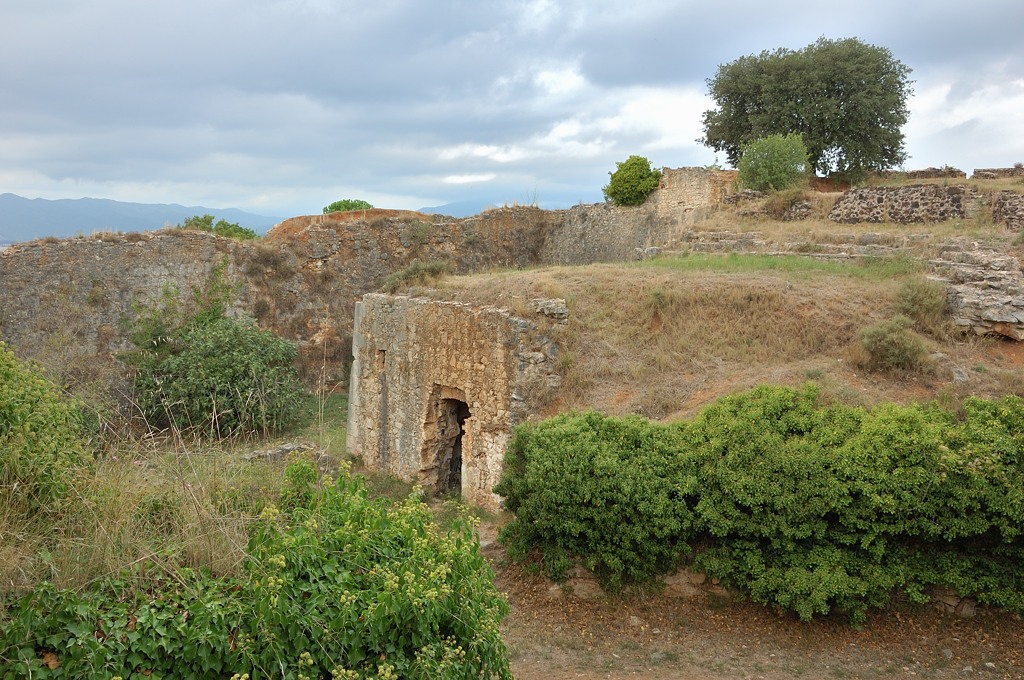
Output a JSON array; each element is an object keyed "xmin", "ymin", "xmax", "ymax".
[{"xmin": 2, "ymin": 0, "xmax": 1023, "ymax": 217}]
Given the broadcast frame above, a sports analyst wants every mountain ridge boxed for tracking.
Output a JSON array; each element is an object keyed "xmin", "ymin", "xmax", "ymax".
[{"xmin": 0, "ymin": 193, "xmax": 284, "ymax": 243}]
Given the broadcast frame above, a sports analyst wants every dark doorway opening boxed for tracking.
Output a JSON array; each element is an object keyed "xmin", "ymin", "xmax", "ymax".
[
  {"xmin": 421, "ymin": 386, "xmax": 471, "ymax": 497},
  {"xmin": 435, "ymin": 398, "xmax": 470, "ymax": 495}
]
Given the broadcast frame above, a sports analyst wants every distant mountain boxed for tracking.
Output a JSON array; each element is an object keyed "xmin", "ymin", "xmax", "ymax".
[
  {"xmin": 0, "ymin": 193, "xmax": 285, "ymax": 244},
  {"xmin": 418, "ymin": 200, "xmax": 498, "ymax": 218}
]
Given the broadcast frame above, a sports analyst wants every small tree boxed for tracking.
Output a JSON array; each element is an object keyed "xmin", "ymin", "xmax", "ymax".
[
  {"xmin": 602, "ymin": 155, "xmax": 662, "ymax": 206},
  {"xmin": 737, "ymin": 133, "xmax": 809, "ymax": 192},
  {"xmin": 323, "ymin": 199, "xmax": 373, "ymax": 214}
]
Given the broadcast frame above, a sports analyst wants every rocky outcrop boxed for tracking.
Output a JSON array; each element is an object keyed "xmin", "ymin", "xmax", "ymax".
[{"xmin": 929, "ymin": 248, "xmax": 1024, "ymax": 340}]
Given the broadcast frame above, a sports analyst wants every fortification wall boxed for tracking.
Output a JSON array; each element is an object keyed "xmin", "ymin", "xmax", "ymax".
[
  {"xmin": 828, "ymin": 184, "xmax": 978, "ymax": 224},
  {"xmin": 973, "ymin": 167, "xmax": 1024, "ymax": 179},
  {"xmin": 346, "ymin": 294, "xmax": 561, "ymax": 510}
]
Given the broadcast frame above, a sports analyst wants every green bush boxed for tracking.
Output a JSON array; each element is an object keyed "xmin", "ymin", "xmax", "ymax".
[
  {"xmin": 0, "ymin": 342, "xmax": 92, "ymax": 515},
  {"xmin": 859, "ymin": 315, "xmax": 927, "ymax": 371},
  {"xmin": 0, "ymin": 466, "xmax": 513, "ymax": 679},
  {"xmin": 495, "ymin": 411, "xmax": 693, "ymax": 589},
  {"xmin": 602, "ymin": 155, "xmax": 662, "ymax": 206},
  {"xmin": 323, "ymin": 199, "xmax": 373, "ymax": 214},
  {"xmin": 132, "ymin": 316, "xmax": 303, "ymax": 438},
  {"xmin": 381, "ymin": 259, "xmax": 451, "ymax": 293},
  {"xmin": 179, "ymin": 214, "xmax": 258, "ymax": 240},
  {"xmin": 737, "ymin": 133, "xmax": 809, "ymax": 192},
  {"xmin": 496, "ymin": 384, "xmax": 1024, "ymax": 623}
]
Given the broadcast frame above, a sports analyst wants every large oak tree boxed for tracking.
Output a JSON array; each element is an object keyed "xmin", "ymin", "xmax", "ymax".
[{"xmin": 700, "ymin": 37, "xmax": 913, "ymax": 181}]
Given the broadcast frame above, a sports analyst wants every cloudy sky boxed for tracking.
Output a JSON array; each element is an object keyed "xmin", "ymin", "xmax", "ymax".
[{"xmin": 2, "ymin": 0, "xmax": 1023, "ymax": 217}]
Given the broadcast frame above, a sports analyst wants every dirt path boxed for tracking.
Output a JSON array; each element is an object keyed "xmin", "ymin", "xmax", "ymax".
[{"xmin": 480, "ymin": 540, "xmax": 1024, "ymax": 680}]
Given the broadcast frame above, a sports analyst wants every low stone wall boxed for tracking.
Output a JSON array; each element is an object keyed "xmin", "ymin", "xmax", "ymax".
[
  {"xmin": 346, "ymin": 294, "xmax": 562, "ymax": 510},
  {"xmin": 972, "ymin": 167, "xmax": 1024, "ymax": 179},
  {"xmin": 994, "ymin": 191, "xmax": 1024, "ymax": 231},
  {"xmin": 828, "ymin": 184, "xmax": 976, "ymax": 224}
]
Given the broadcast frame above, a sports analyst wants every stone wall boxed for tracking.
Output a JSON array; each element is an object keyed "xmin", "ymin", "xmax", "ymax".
[
  {"xmin": 994, "ymin": 191, "xmax": 1024, "ymax": 231},
  {"xmin": 972, "ymin": 167, "xmax": 1024, "ymax": 179},
  {"xmin": 828, "ymin": 184, "xmax": 978, "ymax": 224},
  {"xmin": 346, "ymin": 294, "xmax": 562, "ymax": 510},
  {"xmin": 653, "ymin": 167, "xmax": 737, "ymax": 226}
]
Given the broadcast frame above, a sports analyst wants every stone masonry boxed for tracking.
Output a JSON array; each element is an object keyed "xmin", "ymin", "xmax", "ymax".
[
  {"xmin": 828, "ymin": 184, "xmax": 978, "ymax": 224},
  {"xmin": 346, "ymin": 294, "xmax": 562, "ymax": 510}
]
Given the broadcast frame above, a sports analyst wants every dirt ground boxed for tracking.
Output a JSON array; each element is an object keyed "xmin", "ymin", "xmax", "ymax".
[{"xmin": 478, "ymin": 532, "xmax": 1024, "ymax": 680}]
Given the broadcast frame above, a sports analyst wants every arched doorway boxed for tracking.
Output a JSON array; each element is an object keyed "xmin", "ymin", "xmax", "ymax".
[{"xmin": 420, "ymin": 385, "xmax": 472, "ymax": 496}]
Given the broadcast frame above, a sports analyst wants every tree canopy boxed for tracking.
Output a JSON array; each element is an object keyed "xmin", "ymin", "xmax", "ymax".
[{"xmin": 700, "ymin": 37, "xmax": 913, "ymax": 181}]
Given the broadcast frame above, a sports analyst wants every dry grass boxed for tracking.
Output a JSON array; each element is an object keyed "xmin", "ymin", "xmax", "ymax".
[{"xmin": 423, "ymin": 250, "xmax": 1023, "ymax": 420}]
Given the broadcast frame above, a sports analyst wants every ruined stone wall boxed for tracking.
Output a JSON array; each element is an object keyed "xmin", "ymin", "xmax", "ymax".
[
  {"xmin": 994, "ymin": 191, "xmax": 1024, "ymax": 231},
  {"xmin": 972, "ymin": 167, "xmax": 1024, "ymax": 179},
  {"xmin": 346, "ymin": 294, "xmax": 561, "ymax": 510},
  {"xmin": 654, "ymin": 167, "xmax": 736, "ymax": 225},
  {"xmin": 828, "ymin": 185, "xmax": 979, "ymax": 224}
]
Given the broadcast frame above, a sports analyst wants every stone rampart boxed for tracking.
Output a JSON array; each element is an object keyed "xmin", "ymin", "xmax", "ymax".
[
  {"xmin": 828, "ymin": 184, "xmax": 976, "ymax": 224},
  {"xmin": 346, "ymin": 294, "xmax": 562, "ymax": 510},
  {"xmin": 972, "ymin": 167, "xmax": 1024, "ymax": 179},
  {"xmin": 994, "ymin": 191, "xmax": 1024, "ymax": 231}
]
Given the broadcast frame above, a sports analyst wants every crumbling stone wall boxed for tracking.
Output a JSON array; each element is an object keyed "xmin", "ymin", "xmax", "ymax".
[
  {"xmin": 346, "ymin": 294, "xmax": 562, "ymax": 510},
  {"xmin": 654, "ymin": 167, "xmax": 736, "ymax": 225},
  {"xmin": 994, "ymin": 191, "xmax": 1024, "ymax": 231},
  {"xmin": 972, "ymin": 167, "xmax": 1024, "ymax": 179},
  {"xmin": 828, "ymin": 184, "xmax": 978, "ymax": 224}
]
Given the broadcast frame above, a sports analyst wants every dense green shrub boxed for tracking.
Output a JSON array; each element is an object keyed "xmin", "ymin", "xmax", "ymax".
[
  {"xmin": 496, "ymin": 384, "xmax": 1024, "ymax": 623},
  {"xmin": 495, "ymin": 411, "xmax": 693, "ymax": 589},
  {"xmin": 0, "ymin": 466, "xmax": 512, "ymax": 679},
  {"xmin": 323, "ymin": 199, "xmax": 373, "ymax": 214},
  {"xmin": 859, "ymin": 315, "xmax": 927, "ymax": 371},
  {"xmin": 737, "ymin": 133, "xmax": 809, "ymax": 192},
  {"xmin": 133, "ymin": 316, "xmax": 303, "ymax": 438},
  {"xmin": 126, "ymin": 262, "xmax": 303, "ymax": 438},
  {"xmin": 179, "ymin": 214, "xmax": 258, "ymax": 240},
  {"xmin": 0, "ymin": 342, "xmax": 92, "ymax": 515},
  {"xmin": 602, "ymin": 155, "xmax": 662, "ymax": 206}
]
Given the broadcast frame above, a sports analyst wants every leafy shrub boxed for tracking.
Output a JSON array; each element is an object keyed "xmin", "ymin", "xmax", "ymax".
[
  {"xmin": 495, "ymin": 411, "xmax": 694, "ymax": 589},
  {"xmin": 737, "ymin": 133, "xmax": 809, "ymax": 192},
  {"xmin": 496, "ymin": 384, "xmax": 1024, "ymax": 623},
  {"xmin": 0, "ymin": 342, "xmax": 92, "ymax": 515},
  {"xmin": 858, "ymin": 315, "xmax": 927, "ymax": 371},
  {"xmin": 179, "ymin": 214, "xmax": 258, "ymax": 240},
  {"xmin": 602, "ymin": 155, "xmax": 662, "ymax": 206},
  {"xmin": 133, "ymin": 316, "xmax": 303, "ymax": 438},
  {"xmin": 323, "ymin": 198, "xmax": 373, "ymax": 214},
  {"xmin": 0, "ymin": 467, "xmax": 513, "ymax": 679},
  {"xmin": 127, "ymin": 262, "xmax": 303, "ymax": 438},
  {"xmin": 895, "ymin": 277, "xmax": 950, "ymax": 337}
]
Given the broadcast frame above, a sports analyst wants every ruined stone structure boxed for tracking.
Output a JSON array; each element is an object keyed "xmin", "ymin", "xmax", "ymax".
[
  {"xmin": 653, "ymin": 167, "xmax": 737, "ymax": 225},
  {"xmin": 828, "ymin": 184, "xmax": 979, "ymax": 224},
  {"xmin": 972, "ymin": 167, "xmax": 1024, "ymax": 180},
  {"xmin": 346, "ymin": 294, "xmax": 562, "ymax": 510}
]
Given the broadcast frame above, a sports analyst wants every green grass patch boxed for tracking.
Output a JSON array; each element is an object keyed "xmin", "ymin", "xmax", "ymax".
[{"xmin": 640, "ymin": 253, "xmax": 923, "ymax": 280}]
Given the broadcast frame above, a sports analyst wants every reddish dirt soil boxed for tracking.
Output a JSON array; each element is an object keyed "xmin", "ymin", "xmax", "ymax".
[{"xmin": 477, "ymin": 532, "xmax": 1024, "ymax": 679}]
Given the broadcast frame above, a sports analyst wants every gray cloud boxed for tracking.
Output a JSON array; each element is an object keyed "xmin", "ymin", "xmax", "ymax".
[{"xmin": 1, "ymin": 0, "xmax": 1023, "ymax": 217}]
